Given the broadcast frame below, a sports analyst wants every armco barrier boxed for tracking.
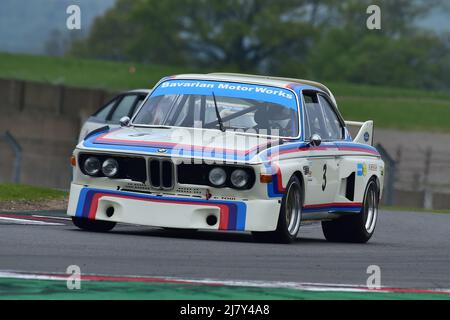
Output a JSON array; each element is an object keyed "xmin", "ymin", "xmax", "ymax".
[
  {"xmin": 431, "ymin": 193, "xmax": 450, "ymax": 211},
  {"xmin": 61, "ymin": 87, "xmax": 107, "ymax": 117},
  {"xmin": 23, "ymin": 81, "xmax": 63, "ymax": 114},
  {"xmin": 0, "ymin": 78, "xmax": 118, "ymax": 188},
  {"xmin": 0, "ymin": 78, "xmax": 24, "ymax": 110}
]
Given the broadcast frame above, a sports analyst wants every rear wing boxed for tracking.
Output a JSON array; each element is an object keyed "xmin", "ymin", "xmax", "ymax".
[{"xmin": 344, "ymin": 120, "xmax": 374, "ymax": 146}]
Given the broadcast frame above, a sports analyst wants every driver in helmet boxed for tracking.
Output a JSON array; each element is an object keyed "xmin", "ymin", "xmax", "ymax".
[{"xmin": 253, "ymin": 104, "xmax": 293, "ymax": 136}]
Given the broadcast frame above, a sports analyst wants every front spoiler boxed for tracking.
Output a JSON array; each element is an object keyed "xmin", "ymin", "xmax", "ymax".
[{"xmin": 67, "ymin": 183, "xmax": 280, "ymax": 232}]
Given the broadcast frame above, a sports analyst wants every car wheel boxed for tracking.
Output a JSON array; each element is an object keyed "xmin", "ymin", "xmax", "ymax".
[
  {"xmin": 252, "ymin": 175, "xmax": 303, "ymax": 243},
  {"xmin": 72, "ymin": 217, "xmax": 116, "ymax": 232},
  {"xmin": 322, "ymin": 179, "xmax": 379, "ymax": 243}
]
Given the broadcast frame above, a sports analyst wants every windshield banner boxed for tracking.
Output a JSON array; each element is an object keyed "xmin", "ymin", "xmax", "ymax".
[{"xmin": 151, "ymin": 79, "xmax": 298, "ymax": 110}]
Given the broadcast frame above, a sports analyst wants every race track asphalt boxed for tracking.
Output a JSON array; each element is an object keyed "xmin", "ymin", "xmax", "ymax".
[{"xmin": 0, "ymin": 210, "xmax": 449, "ymax": 289}]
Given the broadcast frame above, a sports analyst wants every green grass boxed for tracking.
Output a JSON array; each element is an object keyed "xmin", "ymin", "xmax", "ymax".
[
  {"xmin": 0, "ymin": 52, "xmax": 193, "ymax": 91},
  {"xmin": 0, "ymin": 183, "xmax": 67, "ymax": 202},
  {"xmin": 337, "ymin": 96, "xmax": 450, "ymax": 132},
  {"xmin": 1, "ymin": 52, "xmax": 450, "ymax": 132}
]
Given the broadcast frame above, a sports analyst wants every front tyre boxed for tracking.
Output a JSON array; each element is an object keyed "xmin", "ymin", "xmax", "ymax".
[
  {"xmin": 72, "ymin": 217, "xmax": 116, "ymax": 232},
  {"xmin": 252, "ymin": 176, "xmax": 303, "ymax": 244},
  {"xmin": 322, "ymin": 179, "xmax": 379, "ymax": 243}
]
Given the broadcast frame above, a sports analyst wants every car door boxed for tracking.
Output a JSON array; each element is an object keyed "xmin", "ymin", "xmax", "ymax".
[{"xmin": 302, "ymin": 91, "xmax": 341, "ymax": 207}]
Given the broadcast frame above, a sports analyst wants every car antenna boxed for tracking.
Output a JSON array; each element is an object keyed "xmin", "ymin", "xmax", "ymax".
[{"xmin": 212, "ymin": 92, "xmax": 225, "ymax": 132}]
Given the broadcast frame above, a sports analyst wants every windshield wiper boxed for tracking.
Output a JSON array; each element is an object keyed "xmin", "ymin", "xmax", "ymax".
[{"xmin": 212, "ymin": 92, "xmax": 225, "ymax": 132}]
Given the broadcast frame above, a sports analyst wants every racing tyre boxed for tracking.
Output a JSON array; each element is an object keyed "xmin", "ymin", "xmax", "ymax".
[
  {"xmin": 322, "ymin": 179, "xmax": 379, "ymax": 243},
  {"xmin": 72, "ymin": 217, "xmax": 116, "ymax": 232},
  {"xmin": 252, "ymin": 175, "xmax": 303, "ymax": 244}
]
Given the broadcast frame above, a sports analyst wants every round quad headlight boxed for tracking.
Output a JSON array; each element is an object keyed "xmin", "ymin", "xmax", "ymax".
[
  {"xmin": 83, "ymin": 157, "xmax": 101, "ymax": 176},
  {"xmin": 230, "ymin": 169, "xmax": 249, "ymax": 188},
  {"xmin": 102, "ymin": 158, "xmax": 119, "ymax": 178},
  {"xmin": 208, "ymin": 167, "xmax": 227, "ymax": 187}
]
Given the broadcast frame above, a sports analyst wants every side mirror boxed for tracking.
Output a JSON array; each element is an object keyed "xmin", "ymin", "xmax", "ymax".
[
  {"xmin": 119, "ymin": 116, "xmax": 131, "ymax": 127},
  {"xmin": 309, "ymin": 134, "xmax": 322, "ymax": 147}
]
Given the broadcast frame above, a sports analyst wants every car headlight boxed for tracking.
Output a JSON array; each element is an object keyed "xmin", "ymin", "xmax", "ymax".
[
  {"xmin": 230, "ymin": 169, "xmax": 249, "ymax": 188},
  {"xmin": 84, "ymin": 157, "xmax": 101, "ymax": 176},
  {"xmin": 208, "ymin": 167, "xmax": 227, "ymax": 187},
  {"xmin": 102, "ymin": 158, "xmax": 119, "ymax": 178}
]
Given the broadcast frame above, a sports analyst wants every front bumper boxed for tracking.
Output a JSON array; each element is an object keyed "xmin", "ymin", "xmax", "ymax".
[{"xmin": 67, "ymin": 183, "xmax": 280, "ymax": 231}]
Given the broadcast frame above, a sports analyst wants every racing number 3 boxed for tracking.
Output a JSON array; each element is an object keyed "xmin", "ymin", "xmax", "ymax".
[{"xmin": 322, "ymin": 164, "xmax": 327, "ymax": 191}]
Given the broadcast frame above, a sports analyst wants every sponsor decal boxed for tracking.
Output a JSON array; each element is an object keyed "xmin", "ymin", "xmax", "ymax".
[
  {"xmin": 357, "ymin": 163, "xmax": 367, "ymax": 177},
  {"xmin": 153, "ymin": 79, "xmax": 297, "ymax": 110},
  {"xmin": 369, "ymin": 163, "xmax": 377, "ymax": 172},
  {"xmin": 364, "ymin": 132, "xmax": 370, "ymax": 142},
  {"xmin": 303, "ymin": 165, "xmax": 313, "ymax": 182},
  {"xmin": 303, "ymin": 165, "xmax": 312, "ymax": 177}
]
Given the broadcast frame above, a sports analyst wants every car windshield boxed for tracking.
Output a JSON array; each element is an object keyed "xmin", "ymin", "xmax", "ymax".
[{"xmin": 132, "ymin": 79, "xmax": 300, "ymax": 138}]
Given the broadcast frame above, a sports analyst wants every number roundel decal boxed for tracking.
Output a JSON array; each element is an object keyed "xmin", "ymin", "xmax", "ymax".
[{"xmin": 322, "ymin": 164, "xmax": 327, "ymax": 191}]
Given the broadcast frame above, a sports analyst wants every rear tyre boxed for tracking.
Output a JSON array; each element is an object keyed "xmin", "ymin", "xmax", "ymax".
[
  {"xmin": 72, "ymin": 217, "xmax": 116, "ymax": 232},
  {"xmin": 252, "ymin": 175, "xmax": 303, "ymax": 244},
  {"xmin": 322, "ymin": 179, "xmax": 379, "ymax": 243}
]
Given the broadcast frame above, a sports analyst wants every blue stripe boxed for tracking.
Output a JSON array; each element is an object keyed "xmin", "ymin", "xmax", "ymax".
[
  {"xmin": 303, "ymin": 206, "xmax": 362, "ymax": 213},
  {"xmin": 83, "ymin": 132, "xmax": 256, "ymax": 161},
  {"xmin": 227, "ymin": 204, "xmax": 237, "ymax": 230},
  {"xmin": 75, "ymin": 188, "xmax": 89, "ymax": 217},
  {"xmin": 235, "ymin": 202, "xmax": 247, "ymax": 230}
]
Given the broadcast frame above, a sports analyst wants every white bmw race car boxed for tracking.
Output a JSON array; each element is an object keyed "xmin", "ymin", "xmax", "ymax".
[{"xmin": 67, "ymin": 73, "xmax": 384, "ymax": 243}]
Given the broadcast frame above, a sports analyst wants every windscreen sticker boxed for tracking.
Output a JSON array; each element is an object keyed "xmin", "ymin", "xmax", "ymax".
[{"xmin": 151, "ymin": 80, "xmax": 298, "ymax": 110}]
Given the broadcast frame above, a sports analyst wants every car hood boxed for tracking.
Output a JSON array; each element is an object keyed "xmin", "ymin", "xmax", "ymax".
[{"xmin": 81, "ymin": 126, "xmax": 281, "ymax": 163}]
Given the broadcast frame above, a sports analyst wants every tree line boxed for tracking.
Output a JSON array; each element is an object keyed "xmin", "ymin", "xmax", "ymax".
[{"xmin": 70, "ymin": 0, "xmax": 450, "ymax": 91}]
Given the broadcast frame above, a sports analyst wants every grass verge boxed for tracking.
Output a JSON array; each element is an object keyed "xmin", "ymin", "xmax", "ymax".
[{"xmin": 0, "ymin": 183, "xmax": 67, "ymax": 202}]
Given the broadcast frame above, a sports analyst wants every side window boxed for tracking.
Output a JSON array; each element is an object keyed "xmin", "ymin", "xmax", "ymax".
[
  {"xmin": 94, "ymin": 99, "xmax": 117, "ymax": 121},
  {"xmin": 129, "ymin": 94, "xmax": 147, "ymax": 117},
  {"xmin": 134, "ymin": 94, "xmax": 179, "ymax": 125},
  {"xmin": 318, "ymin": 95, "xmax": 343, "ymax": 140},
  {"xmin": 109, "ymin": 95, "xmax": 138, "ymax": 123},
  {"xmin": 303, "ymin": 92, "xmax": 329, "ymax": 139}
]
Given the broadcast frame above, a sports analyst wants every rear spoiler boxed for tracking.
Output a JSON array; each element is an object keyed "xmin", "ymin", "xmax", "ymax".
[{"xmin": 344, "ymin": 120, "xmax": 374, "ymax": 146}]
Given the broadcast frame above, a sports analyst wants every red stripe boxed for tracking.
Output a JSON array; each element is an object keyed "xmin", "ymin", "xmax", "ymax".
[
  {"xmin": 304, "ymin": 202, "xmax": 362, "ymax": 209},
  {"xmin": 274, "ymin": 164, "xmax": 285, "ymax": 192},
  {"xmin": 89, "ymin": 194, "xmax": 103, "ymax": 219},
  {"xmin": 337, "ymin": 147, "xmax": 379, "ymax": 155},
  {"xmin": 267, "ymin": 145, "xmax": 378, "ymax": 160},
  {"xmin": 30, "ymin": 272, "xmax": 450, "ymax": 295},
  {"xmin": 95, "ymin": 132, "xmax": 278, "ymax": 156}
]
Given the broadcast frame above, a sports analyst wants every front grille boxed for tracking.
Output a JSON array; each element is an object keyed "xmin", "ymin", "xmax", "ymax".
[{"xmin": 149, "ymin": 158, "xmax": 174, "ymax": 189}]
